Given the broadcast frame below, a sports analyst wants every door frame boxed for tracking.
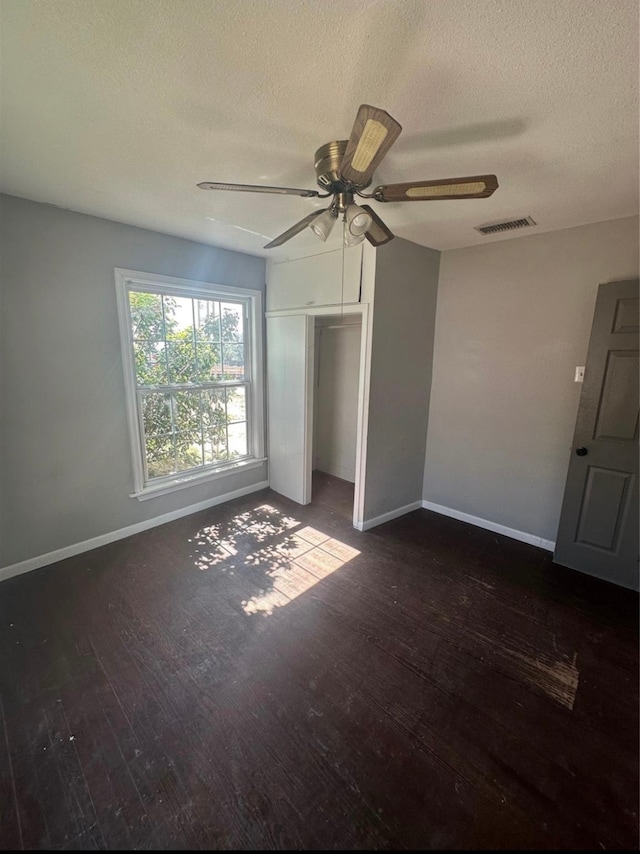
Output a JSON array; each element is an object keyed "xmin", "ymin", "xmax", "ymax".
[{"xmin": 265, "ymin": 302, "xmax": 372, "ymax": 530}]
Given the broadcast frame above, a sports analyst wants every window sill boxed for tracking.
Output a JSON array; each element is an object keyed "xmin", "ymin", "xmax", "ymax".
[{"xmin": 130, "ymin": 457, "xmax": 267, "ymax": 501}]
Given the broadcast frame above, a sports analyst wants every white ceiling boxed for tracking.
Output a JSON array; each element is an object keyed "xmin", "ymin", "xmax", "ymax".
[{"xmin": 1, "ymin": 0, "xmax": 638, "ymax": 258}]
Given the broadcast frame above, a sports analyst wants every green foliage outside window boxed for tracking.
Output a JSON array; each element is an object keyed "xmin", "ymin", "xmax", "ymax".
[{"xmin": 129, "ymin": 291, "xmax": 248, "ymax": 479}]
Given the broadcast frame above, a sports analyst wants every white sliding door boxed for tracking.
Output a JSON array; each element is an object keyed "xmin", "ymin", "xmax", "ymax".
[{"xmin": 267, "ymin": 315, "xmax": 314, "ymax": 504}]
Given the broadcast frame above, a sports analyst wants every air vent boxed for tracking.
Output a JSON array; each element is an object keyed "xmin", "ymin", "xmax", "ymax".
[{"xmin": 475, "ymin": 216, "xmax": 536, "ymax": 235}]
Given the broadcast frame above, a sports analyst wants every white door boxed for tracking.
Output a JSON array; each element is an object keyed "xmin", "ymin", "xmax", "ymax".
[{"xmin": 267, "ymin": 315, "xmax": 314, "ymax": 504}]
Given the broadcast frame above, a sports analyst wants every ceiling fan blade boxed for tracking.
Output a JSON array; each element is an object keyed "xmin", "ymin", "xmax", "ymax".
[
  {"xmin": 339, "ymin": 104, "xmax": 402, "ymax": 186},
  {"xmin": 198, "ymin": 181, "xmax": 319, "ymax": 198},
  {"xmin": 359, "ymin": 205, "xmax": 394, "ymax": 247},
  {"xmin": 374, "ymin": 174, "xmax": 498, "ymax": 202},
  {"xmin": 263, "ymin": 210, "xmax": 327, "ymax": 249}
]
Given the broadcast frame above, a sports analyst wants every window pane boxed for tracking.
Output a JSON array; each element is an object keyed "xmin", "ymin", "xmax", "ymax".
[
  {"xmin": 166, "ymin": 340, "xmax": 197, "ymax": 384},
  {"xmin": 174, "ymin": 390, "xmax": 201, "ymax": 434},
  {"xmin": 202, "ymin": 389, "xmax": 227, "ymax": 463},
  {"xmin": 226, "ymin": 386, "xmax": 246, "ymax": 423},
  {"xmin": 142, "ymin": 392, "xmax": 175, "ymax": 478},
  {"xmin": 146, "ymin": 438, "xmax": 176, "ymax": 479},
  {"xmin": 221, "ymin": 302, "xmax": 244, "ymax": 343},
  {"xmin": 161, "ymin": 295, "xmax": 178, "ymax": 336},
  {"xmin": 134, "ymin": 341, "xmax": 168, "ymax": 386},
  {"xmin": 222, "ymin": 343, "xmax": 245, "ymax": 380},
  {"xmin": 167, "ymin": 296, "xmax": 195, "ymax": 335},
  {"xmin": 164, "ymin": 295, "xmax": 196, "ymax": 384},
  {"xmin": 204, "ymin": 431, "xmax": 228, "ymax": 464},
  {"xmin": 141, "ymin": 392, "xmax": 173, "ymax": 439},
  {"xmin": 196, "ymin": 300, "xmax": 221, "ymax": 342},
  {"xmin": 196, "ymin": 343, "xmax": 223, "ymax": 382},
  {"xmin": 129, "ymin": 292, "xmax": 165, "ymax": 340},
  {"xmin": 201, "ymin": 388, "xmax": 226, "ymax": 431},
  {"xmin": 227, "ymin": 422, "xmax": 248, "ymax": 459},
  {"xmin": 175, "ymin": 431, "xmax": 203, "ymax": 471}
]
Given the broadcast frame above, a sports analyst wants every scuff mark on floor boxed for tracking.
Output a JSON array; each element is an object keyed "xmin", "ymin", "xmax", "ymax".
[
  {"xmin": 466, "ymin": 576, "xmax": 495, "ymax": 591},
  {"xmin": 471, "ymin": 630, "xmax": 580, "ymax": 710},
  {"xmin": 501, "ymin": 648, "xmax": 580, "ymax": 710}
]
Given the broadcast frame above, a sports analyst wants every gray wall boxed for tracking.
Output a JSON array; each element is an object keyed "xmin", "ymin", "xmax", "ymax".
[
  {"xmin": 364, "ymin": 237, "xmax": 440, "ymax": 520},
  {"xmin": 423, "ymin": 215, "xmax": 640, "ymax": 543},
  {"xmin": 0, "ymin": 194, "xmax": 266, "ymax": 568}
]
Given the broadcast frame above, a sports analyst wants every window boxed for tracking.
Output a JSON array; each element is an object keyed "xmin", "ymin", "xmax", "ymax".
[{"xmin": 115, "ymin": 270, "xmax": 264, "ymax": 499}]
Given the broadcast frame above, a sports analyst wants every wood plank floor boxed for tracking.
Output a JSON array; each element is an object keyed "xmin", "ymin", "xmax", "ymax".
[
  {"xmin": 311, "ymin": 470, "xmax": 356, "ymax": 521},
  {"xmin": 0, "ymin": 478, "xmax": 637, "ymax": 850}
]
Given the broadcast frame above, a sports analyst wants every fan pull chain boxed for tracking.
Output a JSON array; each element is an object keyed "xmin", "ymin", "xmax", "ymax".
[{"xmin": 341, "ymin": 216, "xmax": 346, "ymax": 319}]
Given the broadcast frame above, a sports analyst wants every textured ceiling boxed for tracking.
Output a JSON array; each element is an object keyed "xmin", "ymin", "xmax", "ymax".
[{"xmin": 1, "ymin": 0, "xmax": 638, "ymax": 258}]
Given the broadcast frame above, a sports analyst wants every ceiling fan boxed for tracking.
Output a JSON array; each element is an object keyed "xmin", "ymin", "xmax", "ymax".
[{"xmin": 198, "ymin": 104, "xmax": 498, "ymax": 250}]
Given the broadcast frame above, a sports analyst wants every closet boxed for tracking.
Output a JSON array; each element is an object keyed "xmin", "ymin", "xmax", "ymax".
[{"xmin": 265, "ymin": 237, "xmax": 439, "ymax": 531}]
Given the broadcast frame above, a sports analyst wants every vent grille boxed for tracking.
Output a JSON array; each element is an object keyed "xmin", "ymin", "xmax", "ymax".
[{"xmin": 475, "ymin": 216, "xmax": 536, "ymax": 235}]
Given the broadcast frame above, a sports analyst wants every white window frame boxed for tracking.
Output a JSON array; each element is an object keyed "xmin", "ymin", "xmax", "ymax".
[{"xmin": 115, "ymin": 268, "xmax": 265, "ymax": 500}]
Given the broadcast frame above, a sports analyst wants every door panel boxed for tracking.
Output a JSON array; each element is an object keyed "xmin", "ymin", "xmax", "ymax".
[
  {"xmin": 554, "ymin": 280, "xmax": 639, "ymax": 590},
  {"xmin": 594, "ymin": 351, "xmax": 639, "ymax": 440},
  {"xmin": 613, "ymin": 298, "xmax": 639, "ymax": 332},
  {"xmin": 575, "ymin": 467, "xmax": 632, "ymax": 550},
  {"xmin": 266, "ymin": 315, "xmax": 314, "ymax": 504}
]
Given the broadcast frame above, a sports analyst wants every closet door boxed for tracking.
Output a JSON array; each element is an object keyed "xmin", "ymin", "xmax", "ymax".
[{"xmin": 266, "ymin": 315, "xmax": 314, "ymax": 504}]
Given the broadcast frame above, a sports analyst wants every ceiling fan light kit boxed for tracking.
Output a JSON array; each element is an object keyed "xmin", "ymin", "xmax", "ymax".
[
  {"xmin": 198, "ymin": 104, "xmax": 499, "ymax": 249},
  {"xmin": 345, "ymin": 203, "xmax": 373, "ymax": 237},
  {"xmin": 309, "ymin": 207, "xmax": 338, "ymax": 242},
  {"xmin": 343, "ymin": 224, "xmax": 365, "ymax": 247}
]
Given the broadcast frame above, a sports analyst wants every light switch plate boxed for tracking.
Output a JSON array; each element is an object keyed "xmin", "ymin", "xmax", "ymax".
[{"xmin": 575, "ymin": 366, "xmax": 585, "ymax": 382}]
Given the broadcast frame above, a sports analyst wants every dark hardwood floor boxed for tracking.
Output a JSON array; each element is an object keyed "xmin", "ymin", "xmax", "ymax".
[
  {"xmin": 0, "ymin": 481, "xmax": 637, "ymax": 850},
  {"xmin": 311, "ymin": 470, "xmax": 355, "ymax": 520}
]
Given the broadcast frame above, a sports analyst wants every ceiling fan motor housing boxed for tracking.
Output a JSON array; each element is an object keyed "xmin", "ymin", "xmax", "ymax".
[{"xmin": 314, "ymin": 140, "xmax": 371, "ymax": 195}]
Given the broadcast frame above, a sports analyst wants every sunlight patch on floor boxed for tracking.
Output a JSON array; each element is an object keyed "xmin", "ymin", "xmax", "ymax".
[
  {"xmin": 188, "ymin": 508, "xmax": 360, "ymax": 615},
  {"xmin": 242, "ymin": 526, "xmax": 360, "ymax": 616},
  {"xmin": 190, "ymin": 504, "xmax": 300, "ymax": 570}
]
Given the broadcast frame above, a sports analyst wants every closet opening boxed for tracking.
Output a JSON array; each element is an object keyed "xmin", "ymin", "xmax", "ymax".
[{"xmin": 311, "ymin": 314, "xmax": 363, "ymax": 521}]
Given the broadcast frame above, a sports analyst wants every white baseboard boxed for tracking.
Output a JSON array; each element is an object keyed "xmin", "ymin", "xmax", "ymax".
[
  {"xmin": 355, "ymin": 500, "xmax": 423, "ymax": 532},
  {"xmin": 421, "ymin": 500, "xmax": 555, "ymax": 552},
  {"xmin": 0, "ymin": 480, "xmax": 270, "ymax": 584}
]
